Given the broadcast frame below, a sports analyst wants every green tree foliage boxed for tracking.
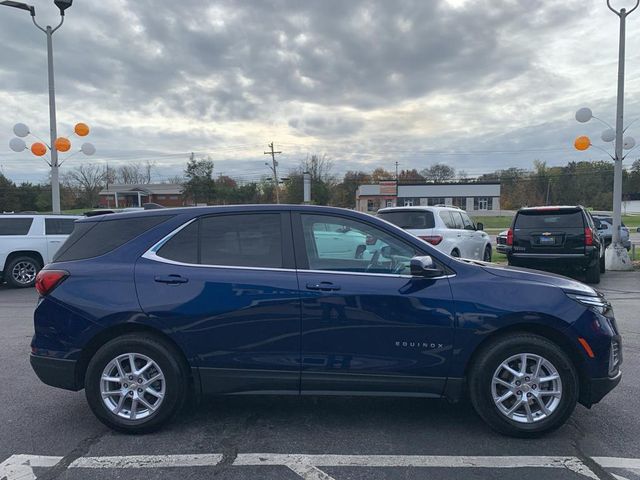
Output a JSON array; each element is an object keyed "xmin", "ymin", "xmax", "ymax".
[{"xmin": 183, "ymin": 157, "xmax": 216, "ymax": 204}]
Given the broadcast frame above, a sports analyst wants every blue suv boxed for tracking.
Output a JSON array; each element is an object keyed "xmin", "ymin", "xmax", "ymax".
[{"xmin": 30, "ymin": 205, "xmax": 622, "ymax": 437}]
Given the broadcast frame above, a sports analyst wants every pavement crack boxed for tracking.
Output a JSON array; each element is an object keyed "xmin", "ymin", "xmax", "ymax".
[
  {"xmin": 571, "ymin": 437, "xmax": 617, "ymax": 480},
  {"xmin": 37, "ymin": 429, "xmax": 108, "ymax": 480}
]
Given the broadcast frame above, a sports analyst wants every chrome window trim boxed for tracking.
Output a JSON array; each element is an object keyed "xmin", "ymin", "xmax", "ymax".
[{"xmin": 142, "ymin": 219, "xmax": 455, "ymax": 280}]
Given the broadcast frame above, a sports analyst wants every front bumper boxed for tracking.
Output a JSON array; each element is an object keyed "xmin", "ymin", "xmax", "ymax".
[
  {"xmin": 30, "ymin": 354, "xmax": 81, "ymax": 391},
  {"xmin": 580, "ymin": 370, "xmax": 622, "ymax": 407}
]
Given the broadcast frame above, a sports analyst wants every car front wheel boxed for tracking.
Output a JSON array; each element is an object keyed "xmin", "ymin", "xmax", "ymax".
[
  {"xmin": 85, "ymin": 334, "xmax": 188, "ymax": 433},
  {"xmin": 468, "ymin": 333, "xmax": 578, "ymax": 437},
  {"xmin": 5, "ymin": 256, "xmax": 41, "ymax": 288}
]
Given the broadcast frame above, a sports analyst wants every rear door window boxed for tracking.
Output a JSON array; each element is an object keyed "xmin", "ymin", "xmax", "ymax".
[
  {"xmin": 0, "ymin": 218, "xmax": 33, "ymax": 235},
  {"xmin": 378, "ymin": 210, "xmax": 435, "ymax": 229},
  {"xmin": 515, "ymin": 211, "xmax": 584, "ymax": 229},
  {"xmin": 451, "ymin": 212, "xmax": 465, "ymax": 229},
  {"xmin": 54, "ymin": 215, "xmax": 172, "ymax": 262},
  {"xmin": 156, "ymin": 221, "xmax": 199, "ymax": 264},
  {"xmin": 439, "ymin": 211, "xmax": 456, "ymax": 229},
  {"xmin": 45, "ymin": 218, "xmax": 76, "ymax": 235}
]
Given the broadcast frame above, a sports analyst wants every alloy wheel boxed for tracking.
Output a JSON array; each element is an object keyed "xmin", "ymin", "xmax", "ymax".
[
  {"xmin": 100, "ymin": 353, "xmax": 166, "ymax": 421},
  {"xmin": 11, "ymin": 261, "xmax": 36, "ymax": 285},
  {"xmin": 491, "ymin": 353, "xmax": 562, "ymax": 424}
]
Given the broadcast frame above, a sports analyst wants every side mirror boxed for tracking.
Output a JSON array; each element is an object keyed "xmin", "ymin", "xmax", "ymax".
[
  {"xmin": 476, "ymin": 222, "xmax": 484, "ymax": 231},
  {"xmin": 410, "ymin": 256, "xmax": 444, "ymax": 278}
]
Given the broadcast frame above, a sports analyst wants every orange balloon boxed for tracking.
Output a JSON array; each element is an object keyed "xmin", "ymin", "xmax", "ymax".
[
  {"xmin": 74, "ymin": 123, "xmax": 90, "ymax": 137},
  {"xmin": 54, "ymin": 137, "xmax": 71, "ymax": 152},
  {"xmin": 31, "ymin": 142, "xmax": 47, "ymax": 156},
  {"xmin": 574, "ymin": 135, "xmax": 591, "ymax": 151}
]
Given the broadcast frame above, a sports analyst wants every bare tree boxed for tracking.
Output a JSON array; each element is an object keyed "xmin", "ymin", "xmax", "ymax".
[
  {"xmin": 62, "ymin": 163, "xmax": 106, "ymax": 207},
  {"xmin": 116, "ymin": 160, "xmax": 156, "ymax": 184},
  {"xmin": 421, "ymin": 163, "xmax": 456, "ymax": 183}
]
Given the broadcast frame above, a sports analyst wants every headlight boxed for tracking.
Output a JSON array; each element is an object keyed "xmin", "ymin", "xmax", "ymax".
[{"xmin": 566, "ymin": 293, "xmax": 609, "ymax": 309}]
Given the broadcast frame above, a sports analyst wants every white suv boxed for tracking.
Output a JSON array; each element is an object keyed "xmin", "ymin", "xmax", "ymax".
[
  {"xmin": 0, "ymin": 214, "xmax": 81, "ymax": 288},
  {"xmin": 377, "ymin": 206, "xmax": 492, "ymax": 261}
]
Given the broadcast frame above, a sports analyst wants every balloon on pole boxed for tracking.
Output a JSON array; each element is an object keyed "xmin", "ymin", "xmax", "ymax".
[
  {"xmin": 74, "ymin": 123, "xmax": 90, "ymax": 137},
  {"xmin": 9, "ymin": 137, "xmax": 27, "ymax": 152},
  {"xmin": 601, "ymin": 128, "xmax": 615, "ymax": 143},
  {"xmin": 13, "ymin": 123, "xmax": 30, "ymax": 138},
  {"xmin": 31, "ymin": 142, "xmax": 47, "ymax": 156},
  {"xmin": 574, "ymin": 136, "xmax": 591, "ymax": 151},
  {"xmin": 623, "ymin": 136, "xmax": 636, "ymax": 150},
  {"xmin": 80, "ymin": 142, "xmax": 96, "ymax": 155},
  {"xmin": 575, "ymin": 108, "xmax": 593, "ymax": 123},
  {"xmin": 54, "ymin": 137, "xmax": 71, "ymax": 152}
]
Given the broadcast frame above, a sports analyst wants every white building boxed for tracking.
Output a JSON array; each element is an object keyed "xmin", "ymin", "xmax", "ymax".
[{"xmin": 355, "ymin": 181, "xmax": 501, "ymax": 213}]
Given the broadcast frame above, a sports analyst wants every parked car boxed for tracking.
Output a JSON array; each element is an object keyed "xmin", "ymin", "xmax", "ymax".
[
  {"xmin": 505, "ymin": 206, "xmax": 604, "ymax": 284},
  {"xmin": 30, "ymin": 205, "xmax": 622, "ymax": 437},
  {"xmin": 377, "ymin": 206, "xmax": 492, "ymax": 261},
  {"xmin": 496, "ymin": 229, "xmax": 509, "ymax": 254},
  {"xmin": 591, "ymin": 214, "xmax": 631, "ymax": 250},
  {"xmin": 0, "ymin": 214, "xmax": 81, "ymax": 287}
]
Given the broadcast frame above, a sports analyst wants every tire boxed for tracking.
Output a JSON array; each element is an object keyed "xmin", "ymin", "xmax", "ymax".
[
  {"xmin": 85, "ymin": 334, "xmax": 189, "ymax": 433},
  {"xmin": 585, "ymin": 261, "xmax": 601, "ymax": 284},
  {"xmin": 483, "ymin": 245, "xmax": 492, "ymax": 262},
  {"xmin": 5, "ymin": 255, "xmax": 41, "ymax": 288},
  {"xmin": 599, "ymin": 254, "xmax": 606, "ymax": 274},
  {"xmin": 468, "ymin": 333, "xmax": 578, "ymax": 438},
  {"xmin": 450, "ymin": 249, "xmax": 460, "ymax": 258}
]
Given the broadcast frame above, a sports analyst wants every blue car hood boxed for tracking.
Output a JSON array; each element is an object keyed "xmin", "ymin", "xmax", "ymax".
[{"xmin": 475, "ymin": 261, "xmax": 597, "ymax": 296}]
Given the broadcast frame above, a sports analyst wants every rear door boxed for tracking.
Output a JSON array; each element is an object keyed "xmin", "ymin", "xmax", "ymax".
[
  {"xmin": 44, "ymin": 217, "xmax": 77, "ymax": 262},
  {"xmin": 135, "ymin": 212, "xmax": 302, "ymax": 395},
  {"xmin": 513, "ymin": 208, "xmax": 585, "ymax": 255}
]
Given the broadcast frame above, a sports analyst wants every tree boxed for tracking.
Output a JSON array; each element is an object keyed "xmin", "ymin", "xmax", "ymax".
[
  {"xmin": 397, "ymin": 169, "xmax": 424, "ymax": 183},
  {"xmin": 421, "ymin": 163, "xmax": 456, "ymax": 182},
  {"xmin": 284, "ymin": 154, "xmax": 336, "ymax": 205},
  {"xmin": 62, "ymin": 164, "xmax": 106, "ymax": 208},
  {"xmin": 370, "ymin": 168, "xmax": 393, "ymax": 182},
  {"xmin": 183, "ymin": 156, "xmax": 215, "ymax": 204},
  {"xmin": 331, "ymin": 170, "xmax": 372, "ymax": 208},
  {"xmin": 116, "ymin": 160, "xmax": 155, "ymax": 184},
  {"xmin": 0, "ymin": 173, "xmax": 19, "ymax": 212}
]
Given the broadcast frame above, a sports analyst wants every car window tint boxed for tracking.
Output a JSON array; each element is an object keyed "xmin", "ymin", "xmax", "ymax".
[
  {"xmin": 199, "ymin": 214, "xmax": 282, "ymax": 268},
  {"xmin": 54, "ymin": 215, "xmax": 172, "ymax": 262},
  {"xmin": 45, "ymin": 218, "xmax": 76, "ymax": 235},
  {"xmin": 439, "ymin": 211, "xmax": 456, "ymax": 229},
  {"xmin": 156, "ymin": 221, "xmax": 198, "ymax": 264},
  {"xmin": 377, "ymin": 210, "xmax": 435, "ymax": 229},
  {"xmin": 515, "ymin": 211, "xmax": 584, "ymax": 229},
  {"xmin": 451, "ymin": 212, "xmax": 465, "ymax": 229},
  {"xmin": 301, "ymin": 214, "xmax": 416, "ymax": 274},
  {"xmin": 0, "ymin": 218, "xmax": 33, "ymax": 235}
]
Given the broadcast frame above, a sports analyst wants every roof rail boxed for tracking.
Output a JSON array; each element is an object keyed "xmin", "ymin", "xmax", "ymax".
[{"xmin": 433, "ymin": 204, "xmax": 462, "ymax": 209}]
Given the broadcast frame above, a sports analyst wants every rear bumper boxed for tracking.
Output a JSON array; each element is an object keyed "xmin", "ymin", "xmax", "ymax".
[
  {"xmin": 580, "ymin": 371, "xmax": 622, "ymax": 407},
  {"xmin": 30, "ymin": 354, "xmax": 81, "ymax": 391},
  {"xmin": 507, "ymin": 252, "xmax": 596, "ymax": 268}
]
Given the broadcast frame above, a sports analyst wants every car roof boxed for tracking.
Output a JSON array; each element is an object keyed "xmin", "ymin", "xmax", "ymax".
[
  {"xmin": 0, "ymin": 213, "xmax": 82, "ymax": 218},
  {"xmin": 377, "ymin": 206, "xmax": 462, "ymax": 213},
  {"xmin": 517, "ymin": 205, "xmax": 583, "ymax": 212}
]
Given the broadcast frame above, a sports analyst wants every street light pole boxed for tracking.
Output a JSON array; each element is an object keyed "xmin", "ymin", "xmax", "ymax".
[
  {"xmin": 607, "ymin": 0, "xmax": 638, "ymax": 269},
  {"xmin": 1, "ymin": 0, "xmax": 72, "ymax": 214}
]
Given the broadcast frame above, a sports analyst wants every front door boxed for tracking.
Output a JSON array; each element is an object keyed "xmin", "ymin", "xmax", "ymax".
[
  {"xmin": 135, "ymin": 212, "xmax": 301, "ymax": 395},
  {"xmin": 294, "ymin": 213, "xmax": 456, "ymax": 397}
]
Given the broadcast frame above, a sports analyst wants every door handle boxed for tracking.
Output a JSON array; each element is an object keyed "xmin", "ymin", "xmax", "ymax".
[
  {"xmin": 306, "ymin": 281, "xmax": 341, "ymax": 291},
  {"xmin": 154, "ymin": 274, "xmax": 188, "ymax": 285}
]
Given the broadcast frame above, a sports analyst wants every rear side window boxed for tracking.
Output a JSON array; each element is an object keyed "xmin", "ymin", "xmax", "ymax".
[
  {"xmin": 450, "ymin": 212, "xmax": 465, "ymax": 229},
  {"xmin": 439, "ymin": 211, "xmax": 456, "ymax": 229},
  {"xmin": 378, "ymin": 210, "xmax": 435, "ymax": 229},
  {"xmin": 515, "ymin": 210, "xmax": 584, "ymax": 229},
  {"xmin": 156, "ymin": 214, "xmax": 283, "ymax": 268},
  {"xmin": 0, "ymin": 218, "xmax": 33, "ymax": 235},
  {"xmin": 54, "ymin": 215, "xmax": 172, "ymax": 262},
  {"xmin": 45, "ymin": 218, "xmax": 76, "ymax": 235}
]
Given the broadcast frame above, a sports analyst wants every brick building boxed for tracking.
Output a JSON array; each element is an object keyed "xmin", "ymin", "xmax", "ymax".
[{"xmin": 98, "ymin": 184, "xmax": 186, "ymax": 208}]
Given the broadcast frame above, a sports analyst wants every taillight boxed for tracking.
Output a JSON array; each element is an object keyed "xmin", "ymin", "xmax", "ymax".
[
  {"xmin": 584, "ymin": 227, "xmax": 594, "ymax": 246},
  {"xmin": 506, "ymin": 228, "xmax": 513, "ymax": 246},
  {"xmin": 35, "ymin": 270, "xmax": 68, "ymax": 296},
  {"xmin": 419, "ymin": 235, "xmax": 443, "ymax": 245}
]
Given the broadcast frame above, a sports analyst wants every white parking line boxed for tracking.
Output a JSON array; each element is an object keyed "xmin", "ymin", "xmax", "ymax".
[{"xmin": 3, "ymin": 453, "xmax": 640, "ymax": 480}]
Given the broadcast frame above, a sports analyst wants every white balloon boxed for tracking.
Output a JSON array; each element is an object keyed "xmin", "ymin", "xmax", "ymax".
[
  {"xmin": 623, "ymin": 136, "xmax": 636, "ymax": 150},
  {"xmin": 80, "ymin": 142, "xmax": 96, "ymax": 155},
  {"xmin": 575, "ymin": 107, "xmax": 593, "ymax": 123},
  {"xmin": 601, "ymin": 128, "xmax": 615, "ymax": 143},
  {"xmin": 9, "ymin": 137, "xmax": 26, "ymax": 152},
  {"xmin": 13, "ymin": 123, "xmax": 30, "ymax": 138}
]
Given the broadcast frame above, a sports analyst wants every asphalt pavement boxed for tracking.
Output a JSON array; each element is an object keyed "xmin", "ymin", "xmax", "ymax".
[{"xmin": 1, "ymin": 271, "xmax": 639, "ymax": 480}]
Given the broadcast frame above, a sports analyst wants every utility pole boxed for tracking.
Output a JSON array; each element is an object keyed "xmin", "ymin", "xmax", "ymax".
[
  {"xmin": 395, "ymin": 161, "xmax": 399, "ymax": 181},
  {"xmin": 264, "ymin": 142, "xmax": 282, "ymax": 203}
]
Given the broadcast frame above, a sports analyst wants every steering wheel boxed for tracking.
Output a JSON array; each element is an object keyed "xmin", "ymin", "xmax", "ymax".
[{"xmin": 366, "ymin": 250, "xmax": 381, "ymax": 272}]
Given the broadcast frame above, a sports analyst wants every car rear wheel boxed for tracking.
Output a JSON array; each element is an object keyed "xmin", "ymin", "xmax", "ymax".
[
  {"xmin": 585, "ymin": 261, "xmax": 601, "ymax": 284},
  {"xmin": 5, "ymin": 256, "xmax": 41, "ymax": 288},
  {"xmin": 599, "ymin": 254, "xmax": 606, "ymax": 274},
  {"xmin": 483, "ymin": 245, "xmax": 492, "ymax": 262},
  {"xmin": 468, "ymin": 333, "xmax": 578, "ymax": 437},
  {"xmin": 85, "ymin": 334, "xmax": 188, "ymax": 433}
]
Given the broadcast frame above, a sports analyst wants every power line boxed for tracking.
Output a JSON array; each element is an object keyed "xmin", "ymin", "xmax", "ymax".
[{"xmin": 264, "ymin": 142, "xmax": 282, "ymax": 204}]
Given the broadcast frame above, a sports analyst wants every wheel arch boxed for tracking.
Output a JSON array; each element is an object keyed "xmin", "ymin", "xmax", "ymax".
[
  {"xmin": 4, "ymin": 250, "xmax": 44, "ymax": 271},
  {"xmin": 463, "ymin": 322, "xmax": 588, "ymax": 400},
  {"xmin": 77, "ymin": 323, "xmax": 194, "ymax": 392}
]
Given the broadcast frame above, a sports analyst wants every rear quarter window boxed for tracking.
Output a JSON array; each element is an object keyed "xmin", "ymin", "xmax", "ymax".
[
  {"xmin": 45, "ymin": 218, "xmax": 76, "ymax": 235},
  {"xmin": 53, "ymin": 215, "xmax": 172, "ymax": 262},
  {"xmin": 515, "ymin": 211, "xmax": 584, "ymax": 229},
  {"xmin": 0, "ymin": 218, "xmax": 33, "ymax": 235},
  {"xmin": 378, "ymin": 211, "xmax": 435, "ymax": 229}
]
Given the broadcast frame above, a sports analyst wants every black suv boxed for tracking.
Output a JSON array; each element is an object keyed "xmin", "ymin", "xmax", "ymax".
[{"xmin": 505, "ymin": 206, "xmax": 604, "ymax": 284}]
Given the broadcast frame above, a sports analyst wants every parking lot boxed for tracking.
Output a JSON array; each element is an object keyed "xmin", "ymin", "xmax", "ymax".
[{"xmin": 1, "ymin": 271, "xmax": 639, "ymax": 480}]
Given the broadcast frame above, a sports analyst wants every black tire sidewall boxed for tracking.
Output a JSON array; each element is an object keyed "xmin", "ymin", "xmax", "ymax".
[
  {"xmin": 469, "ymin": 334, "xmax": 578, "ymax": 437},
  {"xmin": 585, "ymin": 261, "xmax": 601, "ymax": 284},
  {"xmin": 484, "ymin": 245, "xmax": 492, "ymax": 262},
  {"xmin": 5, "ymin": 256, "xmax": 40, "ymax": 288},
  {"xmin": 85, "ymin": 335, "xmax": 187, "ymax": 433}
]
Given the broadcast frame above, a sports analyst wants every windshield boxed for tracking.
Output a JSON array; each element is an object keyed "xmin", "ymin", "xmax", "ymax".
[{"xmin": 515, "ymin": 210, "xmax": 584, "ymax": 229}]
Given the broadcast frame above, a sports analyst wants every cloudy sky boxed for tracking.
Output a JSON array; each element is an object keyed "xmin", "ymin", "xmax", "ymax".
[{"xmin": 1, "ymin": 0, "xmax": 640, "ymax": 184}]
